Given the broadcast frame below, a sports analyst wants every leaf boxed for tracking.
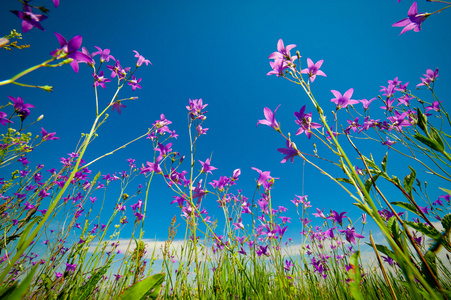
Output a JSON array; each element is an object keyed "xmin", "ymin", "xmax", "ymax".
[
  {"xmin": 414, "ymin": 133, "xmax": 444, "ymax": 152},
  {"xmin": 368, "ymin": 243, "xmax": 397, "ymax": 262},
  {"xmin": 403, "ymin": 166, "xmax": 416, "ymax": 195},
  {"xmin": 76, "ymin": 263, "xmax": 110, "ymax": 300},
  {"xmin": 441, "ymin": 214, "xmax": 451, "ymax": 232},
  {"xmin": 118, "ymin": 273, "xmax": 165, "ymax": 300},
  {"xmin": 336, "ymin": 178, "xmax": 354, "ymax": 185},
  {"xmin": 439, "ymin": 187, "xmax": 451, "ymax": 196},
  {"xmin": 416, "ymin": 107, "xmax": 428, "ymax": 134},
  {"xmin": 405, "ymin": 221, "xmax": 441, "ymax": 240},
  {"xmin": 430, "ymin": 128, "xmax": 445, "ymax": 152},
  {"xmin": 381, "ymin": 152, "xmax": 388, "ymax": 173},
  {"xmin": 0, "ymin": 265, "xmax": 38, "ymax": 300},
  {"xmin": 387, "ymin": 216, "xmax": 400, "ymax": 241},
  {"xmin": 391, "ymin": 201, "xmax": 418, "ymax": 215},
  {"xmin": 348, "ymin": 251, "xmax": 363, "ymax": 300},
  {"xmin": 421, "ymin": 250, "xmax": 438, "ymax": 289},
  {"xmin": 17, "ymin": 217, "xmax": 41, "ymax": 252},
  {"xmin": 364, "ymin": 173, "xmax": 380, "ymax": 193},
  {"xmin": 362, "ymin": 155, "xmax": 379, "ymax": 171}
]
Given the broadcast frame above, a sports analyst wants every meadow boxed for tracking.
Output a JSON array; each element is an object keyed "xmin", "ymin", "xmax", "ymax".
[{"xmin": 1, "ymin": 1, "xmax": 451, "ymax": 299}]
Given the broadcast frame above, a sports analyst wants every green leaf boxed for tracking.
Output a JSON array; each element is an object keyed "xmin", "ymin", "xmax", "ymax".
[
  {"xmin": 387, "ymin": 216, "xmax": 400, "ymax": 241},
  {"xmin": 381, "ymin": 152, "xmax": 388, "ymax": 173},
  {"xmin": 416, "ymin": 107, "xmax": 428, "ymax": 134},
  {"xmin": 17, "ymin": 217, "xmax": 41, "ymax": 252},
  {"xmin": 439, "ymin": 187, "xmax": 451, "ymax": 196},
  {"xmin": 441, "ymin": 214, "xmax": 451, "ymax": 232},
  {"xmin": 348, "ymin": 251, "xmax": 363, "ymax": 300},
  {"xmin": 414, "ymin": 133, "xmax": 444, "ymax": 152},
  {"xmin": 118, "ymin": 273, "xmax": 165, "ymax": 300},
  {"xmin": 362, "ymin": 155, "xmax": 379, "ymax": 171},
  {"xmin": 391, "ymin": 201, "xmax": 418, "ymax": 215},
  {"xmin": 369, "ymin": 243, "xmax": 397, "ymax": 262},
  {"xmin": 0, "ymin": 265, "xmax": 38, "ymax": 300},
  {"xmin": 336, "ymin": 178, "xmax": 354, "ymax": 185},
  {"xmin": 403, "ymin": 166, "xmax": 416, "ymax": 195},
  {"xmin": 405, "ymin": 221, "xmax": 441, "ymax": 240},
  {"xmin": 430, "ymin": 128, "xmax": 445, "ymax": 152},
  {"xmin": 421, "ymin": 250, "xmax": 438, "ymax": 289},
  {"xmin": 76, "ymin": 263, "xmax": 110, "ymax": 300},
  {"xmin": 364, "ymin": 173, "xmax": 380, "ymax": 193}
]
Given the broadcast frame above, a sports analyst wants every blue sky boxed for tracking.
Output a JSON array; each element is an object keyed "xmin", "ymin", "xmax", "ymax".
[{"xmin": 1, "ymin": 0, "xmax": 450, "ymax": 246}]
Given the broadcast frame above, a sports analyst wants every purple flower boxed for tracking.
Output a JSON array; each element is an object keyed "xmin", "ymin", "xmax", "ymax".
[
  {"xmin": 8, "ymin": 96, "xmax": 34, "ymax": 121},
  {"xmin": 256, "ymin": 245, "xmax": 269, "ymax": 257},
  {"xmin": 267, "ymin": 59, "xmax": 289, "ymax": 77},
  {"xmin": 93, "ymin": 71, "xmax": 111, "ymax": 89},
  {"xmin": 312, "ymin": 208, "xmax": 326, "ymax": 219},
  {"xmin": 387, "ymin": 111, "xmax": 412, "ymax": 131},
  {"xmin": 134, "ymin": 212, "xmax": 144, "ymax": 220},
  {"xmin": 186, "ymin": 98, "xmax": 208, "ymax": 120},
  {"xmin": 268, "ymin": 39, "xmax": 297, "ymax": 62},
  {"xmin": 92, "ymin": 46, "xmax": 115, "ymax": 62},
  {"xmin": 133, "ymin": 50, "xmax": 151, "ymax": 67},
  {"xmin": 53, "ymin": 0, "xmax": 60, "ymax": 8},
  {"xmin": 41, "ymin": 127, "xmax": 59, "ymax": 141},
  {"xmin": 393, "ymin": 2, "xmax": 429, "ymax": 35},
  {"xmin": 382, "ymin": 137, "xmax": 396, "ymax": 148},
  {"xmin": 257, "ymin": 105, "xmax": 281, "ymax": 131},
  {"xmin": 11, "ymin": 4, "xmax": 48, "ymax": 33},
  {"xmin": 128, "ymin": 75, "xmax": 142, "ymax": 91},
  {"xmin": 111, "ymin": 101, "xmax": 126, "ymax": 114},
  {"xmin": 251, "ymin": 167, "xmax": 273, "ymax": 188},
  {"xmin": 327, "ymin": 210, "xmax": 348, "ymax": 226},
  {"xmin": 330, "ymin": 89, "xmax": 359, "ymax": 110},
  {"xmin": 284, "ymin": 260, "xmax": 293, "ymax": 271},
  {"xmin": 277, "ymin": 140, "xmax": 298, "ymax": 163},
  {"xmin": 65, "ymin": 263, "xmax": 77, "ymax": 272},
  {"xmin": 232, "ymin": 218, "xmax": 244, "ymax": 230},
  {"xmin": 50, "ymin": 33, "xmax": 93, "ymax": 73},
  {"xmin": 338, "ymin": 227, "xmax": 364, "ymax": 244},
  {"xmin": 359, "ymin": 98, "xmax": 376, "ymax": 111},
  {"xmin": 107, "ymin": 60, "xmax": 130, "ymax": 80},
  {"xmin": 199, "ymin": 158, "xmax": 217, "ymax": 174},
  {"xmin": 294, "ymin": 105, "xmax": 321, "ymax": 138},
  {"xmin": 425, "ymin": 100, "xmax": 441, "ymax": 113},
  {"xmin": 417, "ymin": 68, "xmax": 439, "ymax": 87},
  {"xmin": 0, "ymin": 112, "xmax": 12, "ymax": 126},
  {"xmin": 55, "ymin": 272, "xmax": 63, "ymax": 278},
  {"xmin": 301, "ymin": 58, "xmax": 326, "ymax": 82}
]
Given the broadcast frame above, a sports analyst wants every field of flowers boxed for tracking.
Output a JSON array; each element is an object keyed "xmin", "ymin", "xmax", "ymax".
[{"xmin": 1, "ymin": 1, "xmax": 451, "ymax": 299}]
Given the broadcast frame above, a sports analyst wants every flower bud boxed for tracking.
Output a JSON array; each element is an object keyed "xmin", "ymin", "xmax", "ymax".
[
  {"xmin": 0, "ymin": 38, "xmax": 9, "ymax": 49},
  {"xmin": 37, "ymin": 115, "xmax": 44, "ymax": 121}
]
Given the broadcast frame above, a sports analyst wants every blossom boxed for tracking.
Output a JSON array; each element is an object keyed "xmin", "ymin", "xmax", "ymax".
[
  {"xmin": 257, "ymin": 105, "xmax": 281, "ymax": 131},
  {"xmin": 0, "ymin": 112, "xmax": 12, "ymax": 126},
  {"xmin": 107, "ymin": 60, "xmax": 130, "ymax": 80},
  {"xmin": 387, "ymin": 110, "xmax": 412, "ymax": 131},
  {"xmin": 294, "ymin": 105, "xmax": 321, "ymax": 138},
  {"xmin": 382, "ymin": 137, "xmax": 396, "ymax": 148},
  {"xmin": 330, "ymin": 89, "xmax": 359, "ymax": 110},
  {"xmin": 359, "ymin": 98, "xmax": 376, "ymax": 110},
  {"xmin": 199, "ymin": 158, "xmax": 217, "ymax": 174},
  {"xmin": 128, "ymin": 75, "xmax": 142, "ymax": 91},
  {"xmin": 141, "ymin": 156, "xmax": 163, "ymax": 174},
  {"xmin": 53, "ymin": 0, "xmax": 60, "ymax": 8},
  {"xmin": 40, "ymin": 127, "xmax": 59, "ymax": 141},
  {"xmin": 301, "ymin": 58, "xmax": 326, "ymax": 82},
  {"xmin": 92, "ymin": 46, "xmax": 115, "ymax": 62},
  {"xmin": 277, "ymin": 140, "xmax": 298, "ymax": 163},
  {"xmin": 251, "ymin": 167, "xmax": 272, "ymax": 187},
  {"xmin": 267, "ymin": 58, "xmax": 289, "ymax": 77},
  {"xmin": 8, "ymin": 96, "xmax": 34, "ymax": 121},
  {"xmin": 338, "ymin": 227, "xmax": 364, "ymax": 244},
  {"xmin": 133, "ymin": 50, "xmax": 151, "ymax": 67},
  {"xmin": 11, "ymin": 4, "xmax": 48, "ymax": 33},
  {"xmin": 327, "ymin": 210, "xmax": 348, "ymax": 226},
  {"xmin": 268, "ymin": 39, "xmax": 297, "ymax": 62},
  {"xmin": 186, "ymin": 98, "xmax": 208, "ymax": 120},
  {"xmin": 417, "ymin": 68, "xmax": 439, "ymax": 87},
  {"xmin": 50, "ymin": 33, "xmax": 92, "ymax": 73},
  {"xmin": 393, "ymin": 2, "xmax": 429, "ymax": 35},
  {"xmin": 111, "ymin": 101, "xmax": 126, "ymax": 114},
  {"xmin": 93, "ymin": 71, "xmax": 111, "ymax": 89}
]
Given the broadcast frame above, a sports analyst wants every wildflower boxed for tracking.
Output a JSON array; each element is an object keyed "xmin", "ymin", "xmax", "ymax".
[
  {"xmin": 107, "ymin": 60, "xmax": 130, "ymax": 80},
  {"xmin": 251, "ymin": 167, "xmax": 272, "ymax": 187},
  {"xmin": 134, "ymin": 212, "xmax": 144, "ymax": 220},
  {"xmin": 256, "ymin": 245, "xmax": 269, "ymax": 257},
  {"xmin": 128, "ymin": 75, "xmax": 142, "ymax": 91},
  {"xmin": 133, "ymin": 50, "xmax": 151, "ymax": 67},
  {"xmin": 301, "ymin": 58, "xmax": 326, "ymax": 82},
  {"xmin": 0, "ymin": 112, "xmax": 12, "ymax": 126},
  {"xmin": 294, "ymin": 105, "xmax": 321, "ymax": 138},
  {"xmin": 40, "ymin": 127, "xmax": 59, "ymax": 141},
  {"xmin": 382, "ymin": 137, "xmax": 396, "ymax": 148},
  {"xmin": 24, "ymin": 202, "xmax": 35, "ymax": 210},
  {"xmin": 330, "ymin": 89, "xmax": 359, "ymax": 110},
  {"xmin": 338, "ymin": 227, "xmax": 364, "ymax": 244},
  {"xmin": 111, "ymin": 101, "xmax": 126, "ymax": 114},
  {"xmin": 393, "ymin": 2, "xmax": 430, "ymax": 35},
  {"xmin": 257, "ymin": 105, "xmax": 281, "ymax": 131},
  {"xmin": 327, "ymin": 210, "xmax": 348, "ymax": 226},
  {"xmin": 387, "ymin": 111, "xmax": 412, "ymax": 131},
  {"xmin": 232, "ymin": 218, "xmax": 244, "ymax": 230},
  {"xmin": 268, "ymin": 39, "xmax": 297, "ymax": 62},
  {"xmin": 284, "ymin": 260, "xmax": 293, "ymax": 271},
  {"xmin": 313, "ymin": 208, "xmax": 326, "ymax": 219},
  {"xmin": 186, "ymin": 98, "xmax": 208, "ymax": 120},
  {"xmin": 92, "ymin": 46, "xmax": 115, "ymax": 62},
  {"xmin": 199, "ymin": 158, "xmax": 217, "ymax": 174},
  {"xmin": 277, "ymin": 140, "xmax": 298, "ymax": 163},
  {"xmin": 55, "ymin": 272, "xmax": 63, "ymax": 278},
  {"xmin": 65, "ymin": 263, "xmax": 77, "ymax": 272},
  {"xmin": 8, "ymin": 96, "xmax": 34, "ymax": 121},
  {"xmin": 425, "ymin": 100, "xmax": 441, "ymax": 113},
  {"xmin": 417, "ymin": 68, "xmax": 439, "ymax": 88},
  {"xmin": 267, "ymin": 58, "xmax": 289, "ymax": 77},
  {"xmin": 50, "ymin": 33, "xmax": 93, "ymax": 73},
  {"xmin": 10, "ymin": 4, "xmax": 48, "ymax": 33},
  {"xmin": 93, "ymin": 71, "xmax": 111, "ymax": 89}
]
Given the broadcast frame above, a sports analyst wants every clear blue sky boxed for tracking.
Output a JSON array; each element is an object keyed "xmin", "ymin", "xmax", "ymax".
[{"xmin": 1, "ymin": 0, "xmax": 450, "ymax": 243}]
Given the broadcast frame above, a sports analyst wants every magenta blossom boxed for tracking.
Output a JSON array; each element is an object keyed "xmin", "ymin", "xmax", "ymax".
[
  {"xmin": 277, "ymin": 140, "xmax": 298, "ymax": 163},
  {"xmin": 338, "ymin": 227, "xmax": 364, "ymax": 244},
  {"xmin": 301, "ymin": 58, "xmax": 326, "ymax": 82},
  {"xmin": 128, "ymin": 75, "xmax": 142, "ymax": 91},
  {"xmin": 199, "ymin": 158, "xmax": 217, "ymax": 174},
  {"xmin": 268, "ymin": 39, "xmax": 297, "ymax": 62},
  {"xmin": 330, "ymin": 89, "xmax": 359, "ymax": 110},
  {"xmin": 11, "ymin": 4, "xmax": 48, "ymax": 33},
  {"xmin": 0, "ymin": 112, "xmax": 12, "ymax": 126},
  {"xmin": 40, "ymin": 127, "xmax": 59, "ymax": 141},
  {"xmin": 294, "ymin": 105, "xmax": 321, "ymax": 138},
  {"xmin": 257, "ymin": 105, "xmax": 281, "ymax": 131},
  {"xmin": 92, "ymin": 46, "xmax": 115, "ymax": 62},
  {"xmin": 133, "ymin": 50, "xmax": 152, "ymax": 67},
  {"xmin": 417, "ymin": 68, "xmax": 439, "ymax": 87},
  {"xmin": 112, "ymin": 101, "xmax": 126, "ymax": 114},
  {"xmin": 393, "ymin": 2, "xmax": 430, "ymax": 35},
  {"xmin": 50, "ymin": 33, "xmax": 92, "ymax": 73}
]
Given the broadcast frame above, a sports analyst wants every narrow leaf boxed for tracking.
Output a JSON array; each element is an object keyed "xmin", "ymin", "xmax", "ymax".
[
  {"xmin": 17, "ymin": 217, "xmax": 41, "ymax": 252},
  {"xmin": 118, "ymin": 273, "xmax": 165, "ymax": 300},
  {"xmin": 348, "ymin": 251, "xmax": 363, "ymax": 300},
  {"xmin": 405, "ymin": 221, "xmax": 441, "ymax": 240},
  {"xmin": 3, "ymin": 265, "xmax": 38, "ymax": 300},
  {"xmin": 414, "ymin": 133, "xmax": 443, "ymax": 152},
  {"xmin": 391, "ymin": 201, "xmax": 418, "ymax": 215}
]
